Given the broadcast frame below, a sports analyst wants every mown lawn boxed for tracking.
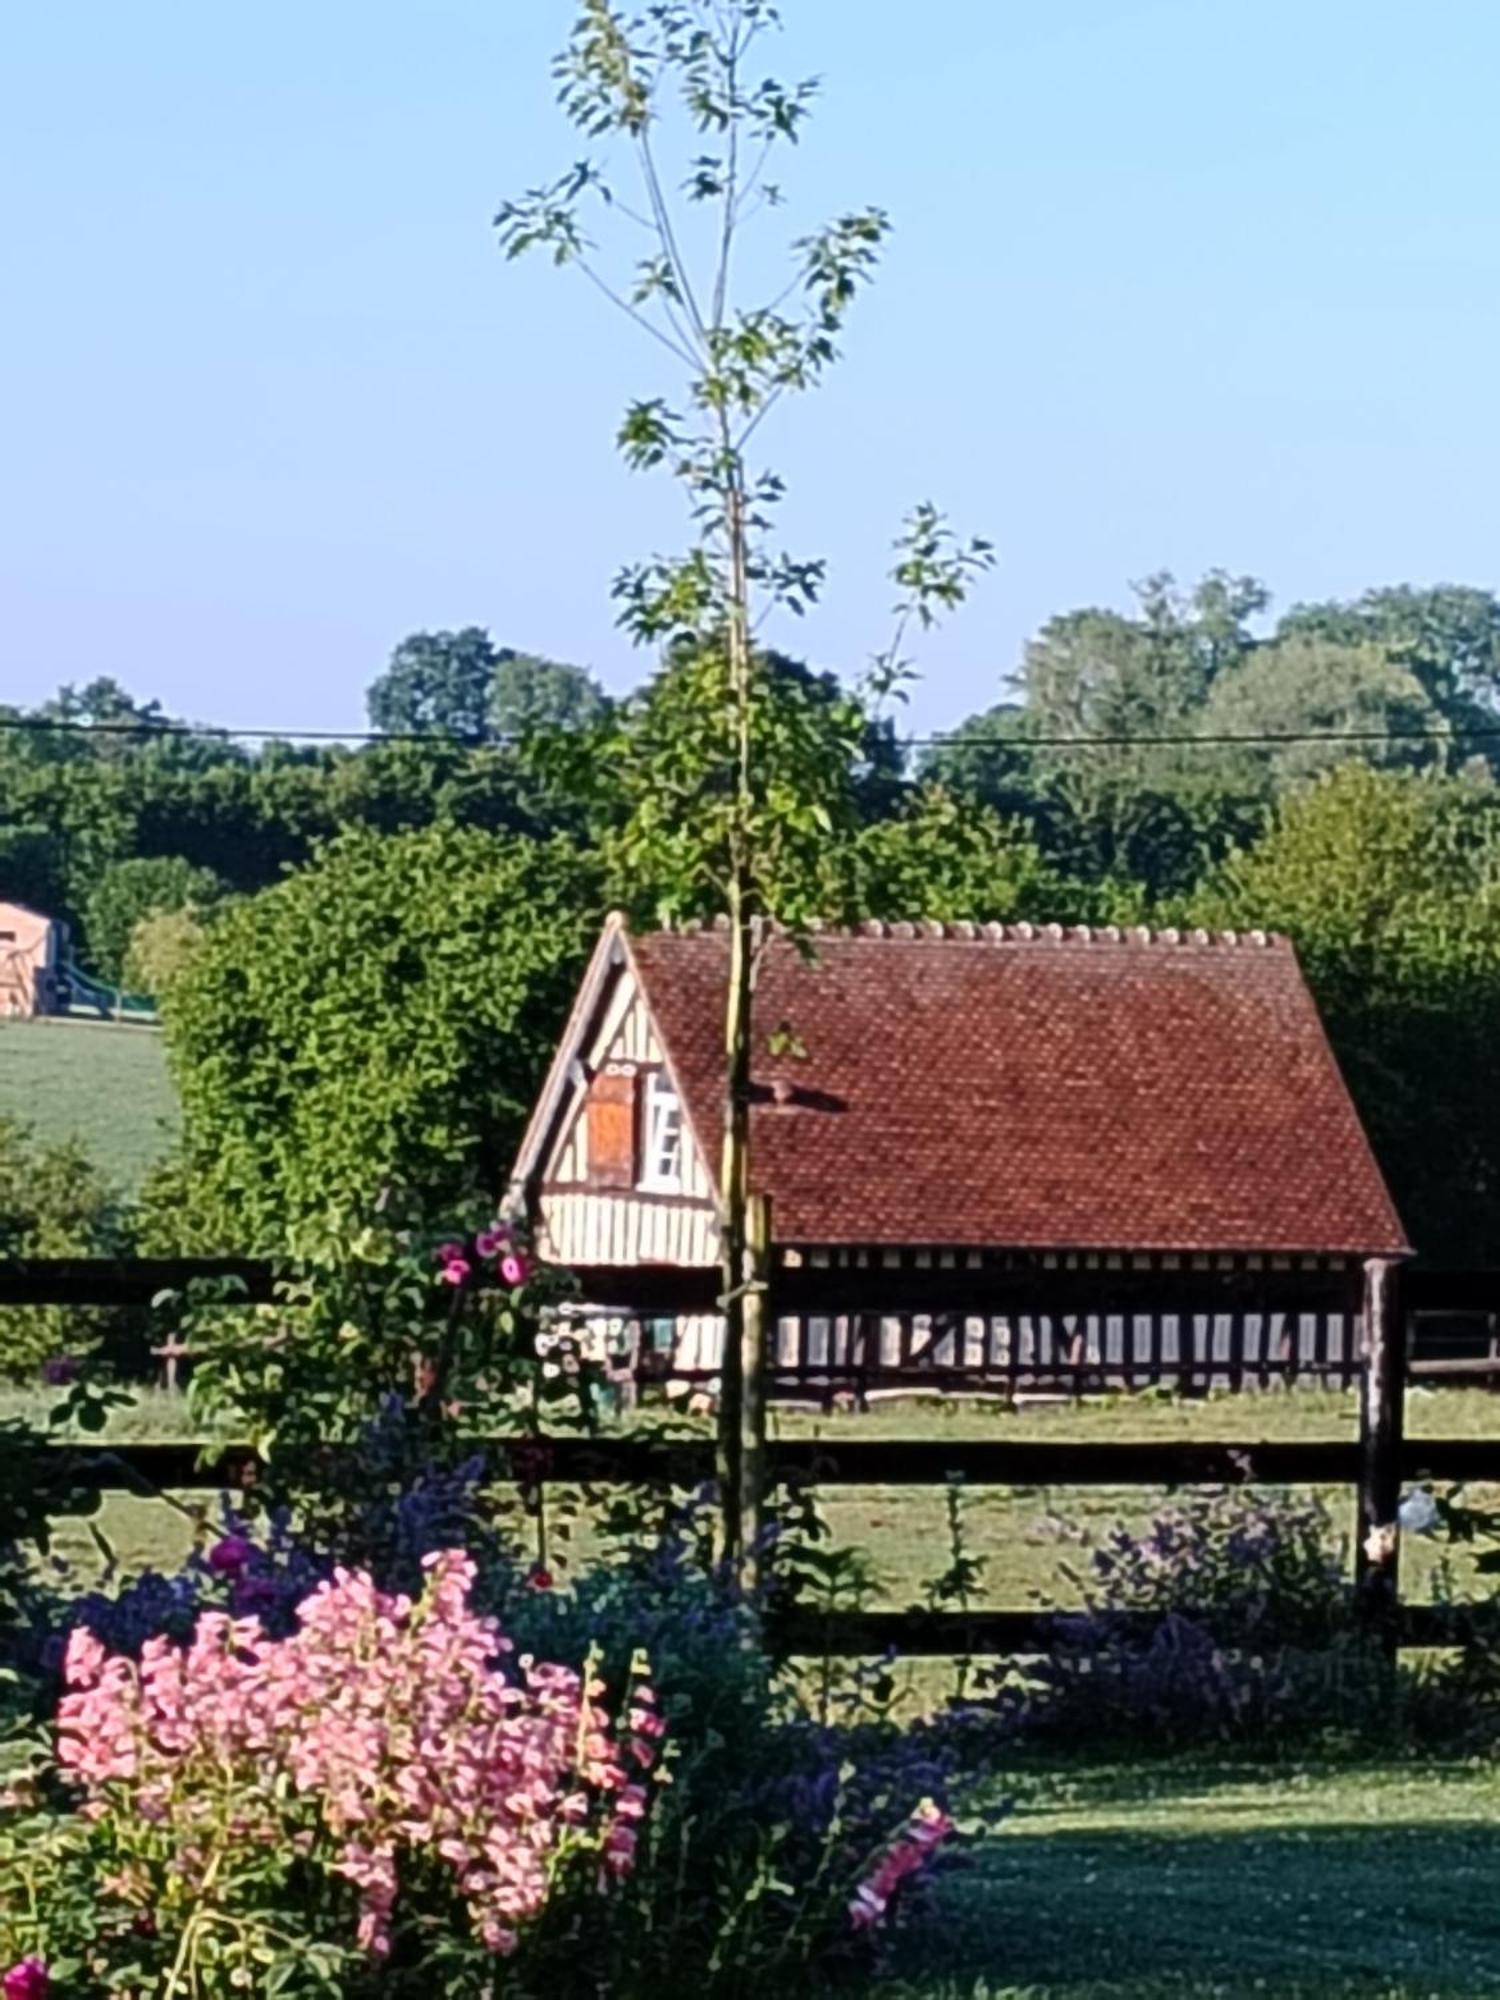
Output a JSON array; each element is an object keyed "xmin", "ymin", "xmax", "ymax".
[
  {"xmin": 0, "ymin": 1018, "xmax": 178, "ymax": 1190},
  {"xmin": 876, "ymin": 1758, "xmax": 1500, "ymax": 1997}
]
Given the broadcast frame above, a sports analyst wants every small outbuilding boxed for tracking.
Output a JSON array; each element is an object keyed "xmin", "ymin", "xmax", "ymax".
[
  {"xmin": 0, "ymin": 901, "xmax": 67, "ymax": 1019},
  {"xmin": 509, "ymin": 915, "xmax": 1409, "ymax": 1397}
]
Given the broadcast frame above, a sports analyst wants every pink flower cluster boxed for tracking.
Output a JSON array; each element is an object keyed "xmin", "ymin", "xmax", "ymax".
[
  {"xmin": 435, "ymin": 1220, "xmax": 532, "ymax": 1291},
  {"xmin": 58, "ymin": 1551, "xmax": 659, "ymax": 1959},
  {"xmin": 847, "ymin": 1799, "xmax": 954, "ymax": 1931},
  {"xmin": 2, "ymin": 1959, "xmax": 48, "ymax": 2000}
]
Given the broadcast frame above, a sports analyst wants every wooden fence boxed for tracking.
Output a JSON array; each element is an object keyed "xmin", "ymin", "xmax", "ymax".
[
  {"xmin": 53, "ymin": 1431, "xmax": 1500, "ymax": 1655},
  {"xmin": 8, "ymin": 1254, "xmax": 1500, "ymax": 1655}
]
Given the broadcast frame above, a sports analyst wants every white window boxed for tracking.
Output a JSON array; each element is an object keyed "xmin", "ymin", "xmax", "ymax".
[{"xmin": 639, "ymin": 1070, "xmax": 684, "ymax": 1190}]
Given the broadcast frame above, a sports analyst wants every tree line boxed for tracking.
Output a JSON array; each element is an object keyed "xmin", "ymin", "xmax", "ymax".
[{"xmin": 2, "ymin": 569, "xmax": 1499, "ymax": 1292}]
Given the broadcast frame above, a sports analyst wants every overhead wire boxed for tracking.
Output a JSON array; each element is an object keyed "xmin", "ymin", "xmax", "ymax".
[{"xmin": 0, "ymin": 713, "xmax": 1498, "ymax": 752}]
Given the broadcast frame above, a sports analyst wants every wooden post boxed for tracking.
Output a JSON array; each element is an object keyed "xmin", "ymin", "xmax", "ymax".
[
  {"xmin": 1355, "ymin": 1256, "xmax": 1405, "ymax": 1654},
  {"xmin": 740, "ymin": 1194, "xmax": 771, "ymax": 1590}
]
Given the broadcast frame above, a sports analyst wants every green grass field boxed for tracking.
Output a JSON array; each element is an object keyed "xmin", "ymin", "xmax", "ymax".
[
  {"xmin": 15, "ymin": 1383, "xmax": 1499, "ymax": 1617},
  {"xmin": 877, "ymin": 1758, "xmax": 1500, "ymax": 1997},
  {"xmin": 0, "ymin": 1018, "xmax": 178, "ymax": 1190}
]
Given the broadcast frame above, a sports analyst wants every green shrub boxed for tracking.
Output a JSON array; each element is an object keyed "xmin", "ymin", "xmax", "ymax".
[
  {"xmin": 82, "ymin": 856, "xmax": 223, "ymax": 987},
  {"xmin": 0, "ymin": 1116, "xmax": 134, "ymax": 1381}
]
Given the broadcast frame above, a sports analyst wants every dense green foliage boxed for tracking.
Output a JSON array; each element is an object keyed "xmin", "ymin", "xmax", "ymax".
[
  {"xmin": 82, "ymin": 855, "xmax": 223, "ymax": 987},
  {"xmin": 159, "ymin": 826, "xmax": 599, "ymax": 1248},
  {"xmin": 4, "ymin": 565, "xmax": 1500, "ymax": 1259},
  {"xmin": 1188, "ymin": 765, "xmax": 1500, "ymax": 1262},
  {"xmin": 0, "ymin": 1115, "xmax": 132, "ymax": 1379}
]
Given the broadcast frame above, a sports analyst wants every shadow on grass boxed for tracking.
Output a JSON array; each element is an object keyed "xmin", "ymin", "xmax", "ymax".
[{"xmin": 882, "ymin": 1808, "xmax": 1500, "ymax": 1998}]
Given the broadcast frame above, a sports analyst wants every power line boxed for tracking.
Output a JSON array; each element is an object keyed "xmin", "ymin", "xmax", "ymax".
[
  {"xmin": 0, "ymin": 712, "xmax": 1497, "ymax": 752},
  {"xmin": 0, "ymin": 715, "xmax": 463, "ymax": 746},
  {"xmin": 904, "ymin": 723, "xmax": 1500, "ymax": 749}
]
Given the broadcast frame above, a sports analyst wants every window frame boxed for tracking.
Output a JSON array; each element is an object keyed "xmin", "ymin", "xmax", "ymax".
[{"xmin": 638, "ymin": 1067, "xmax": 685, "ymax": 1192}]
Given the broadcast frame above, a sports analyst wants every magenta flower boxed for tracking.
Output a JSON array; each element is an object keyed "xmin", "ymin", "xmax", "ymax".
[
  {"xmin": 433, "ymin": 1240, "xmax": 465, "ymax": 1265},
  {"xmin": 207, "ymin": 1535, "xmax": 254, "ymax": 1577},
  {"xmin": 438, "ymin": 1256, "xmax": 472, "ymax": 1288},
  {"xmin": 499, "ymin": 1252, "xmax": 531, "ymax": 1288},
  {"xmin": 3, "ymin": 1959, "xmax": 50, "ymax": 2000},
  {"xmin": 475, "ymin": 1223, "xmax": 512, "ymax": 1259}
]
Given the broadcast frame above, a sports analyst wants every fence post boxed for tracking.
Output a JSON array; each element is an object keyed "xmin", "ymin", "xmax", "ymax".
[
  {"xmin": 740, "ymin": 1194, "xmax": 772, "ymax": 1589},
  {"xmin": 1355, "ymin": 1256, "xmax": 1405, "ymax": 1654}
]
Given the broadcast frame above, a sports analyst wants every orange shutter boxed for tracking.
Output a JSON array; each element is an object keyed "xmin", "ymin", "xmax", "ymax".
[{"xmin": 587, "ymin": 1070, "xmax": 638, "ymax": 1189}]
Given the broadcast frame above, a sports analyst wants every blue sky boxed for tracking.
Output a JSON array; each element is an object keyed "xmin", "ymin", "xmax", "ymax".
[{"xmin": 4, "ymin": 1, "xmax": 1499, "ymax": 736}]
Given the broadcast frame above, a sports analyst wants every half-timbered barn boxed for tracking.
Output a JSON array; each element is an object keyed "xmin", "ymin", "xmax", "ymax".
[{"xmin": 508, "ymin": 914, "xmax": 1409, "ymax": 1400}]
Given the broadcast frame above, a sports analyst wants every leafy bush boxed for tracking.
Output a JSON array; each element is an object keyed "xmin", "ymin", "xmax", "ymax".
[
  {"xmin": 5, "ymin": 1476, "xmax": 980, "ymax": 1997},
  {"xmin": 3, "ymin": 1205, "xmax": 984, "ymax": 1996},
  {"xmin": 159, "ymin": 824, "xmax": 599, "ymax": 1249},
  {"xmin": 1188, "ymin": 765, "xmax": 1500, "ymax": 1262},
  {"xmin": 82, "ymin": 856, "xmax": 222, "ymax": 988},
  {"xmin": 0, "ymin": 1116, "xmax": 134, "ymax": 1381},
  {"xmin": 176, "ymin": 1198, "xmax": 567, "ymax": 1461},
  {"xmin": 989, "ymin": 1487, "xmax": 1382, "ymax": 1751}
]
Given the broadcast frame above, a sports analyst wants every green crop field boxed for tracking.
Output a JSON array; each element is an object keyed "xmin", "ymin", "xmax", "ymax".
[{"xmin": 0, "ymin": 1017, "xmax": 178, "ymax": 1190}]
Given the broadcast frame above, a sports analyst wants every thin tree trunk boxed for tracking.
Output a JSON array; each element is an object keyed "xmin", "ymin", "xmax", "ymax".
[
  {"xmin": 716, "ymin": 469, "xmax": 755, "ymax": 1572},
  {"xmin": 740, "ymin": 1192, "xmax": 771, "ymax": 1587}
]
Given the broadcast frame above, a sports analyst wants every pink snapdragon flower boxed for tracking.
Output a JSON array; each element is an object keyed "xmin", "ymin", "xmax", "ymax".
[
  {"xmin": 475, "ymin": 1223, "xmax": 513, "ymax": 1259},
  {"xmin": 498, "ymin": 1252, "xmax": 531, "ymax": 1288},
  {"xmin": 54, "ymin": 1552, "xmax": 658, "ymax": 1962},
  {"xmin": 3, "ymin": 1961, "xmax": 49, "ymax": 2000},
  {"xmin": 847, "ymin": 1799, "xmax": 954, "ymax": 1930},
  {"xmin": 438, "ymin": 1256, "xmax": 472, "ymax": 1287}
]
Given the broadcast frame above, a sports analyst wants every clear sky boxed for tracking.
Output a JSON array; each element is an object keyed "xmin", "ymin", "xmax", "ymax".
[{"xmin": 4, "ymin": 1, "xmax": 1499, "ymax": 736}]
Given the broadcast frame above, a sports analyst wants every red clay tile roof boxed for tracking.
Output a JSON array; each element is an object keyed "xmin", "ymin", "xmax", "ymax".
[{"xmin": 626, "ymin": 922, "xmax": 1408, "ymax": 1256}]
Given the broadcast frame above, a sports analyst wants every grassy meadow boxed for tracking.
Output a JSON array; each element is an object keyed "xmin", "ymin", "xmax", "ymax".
[
  {"xmin": 0, "ymin": 1017, "xmax": 178, "ymax": 1190},
  {"xmin": 16, "ymin": 1383, "xmax": 1499, "ymax": 1616}
]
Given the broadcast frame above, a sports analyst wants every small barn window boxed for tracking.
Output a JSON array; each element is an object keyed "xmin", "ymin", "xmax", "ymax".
[{"xmin": 640, "ymin": 1070, "xmax": 683, "ymax": 1190}]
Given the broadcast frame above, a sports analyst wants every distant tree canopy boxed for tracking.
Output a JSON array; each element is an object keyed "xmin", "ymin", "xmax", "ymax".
[
  {"xmin": 1185, "ymin": 766, "xmax": 1500, "ymax": 1264},
  {"xmin": 159, "ymin": 824, "xmax": 600, "ymax": 1249},
  {"xmin": 365, "ymin": 628, "xmax": 609, "ymax": 742},
  {"xmin": 366, "ymin": 628, "xmax": 498, "ymax": 739},
  {"xmin": 490, "ymin": 652, "xmax": 611, "ymax": 737},
  {"xmin": 6, "ymin": 570, "xmax": 1500, "ymax": 1261},
  {"xmin": 923, "ymin": 570, "xmax": 1496, "ymax": 897}
]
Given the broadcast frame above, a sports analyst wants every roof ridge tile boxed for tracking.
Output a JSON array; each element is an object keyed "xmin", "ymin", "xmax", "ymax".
[{"xmin": 655, "ymin": 917, "xmax": 1281, "ymax": 947}]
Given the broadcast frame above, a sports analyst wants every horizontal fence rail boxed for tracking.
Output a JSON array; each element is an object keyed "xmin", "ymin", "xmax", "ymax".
[
  {"xmin": 44, "ymin": 1435, "xmax": 1500, "ymax": 1657},
  {"xmin": 64, "ymin": 1436, "xmax": 1500, "ymax": 1492},
  {"xmin": 11, "ymin": 1254, "xmax": 1500, "ymax": 1661},
  {"xmin": 9, "ymin": 1257, "xmax": 1496, "ymax": 1313}
]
